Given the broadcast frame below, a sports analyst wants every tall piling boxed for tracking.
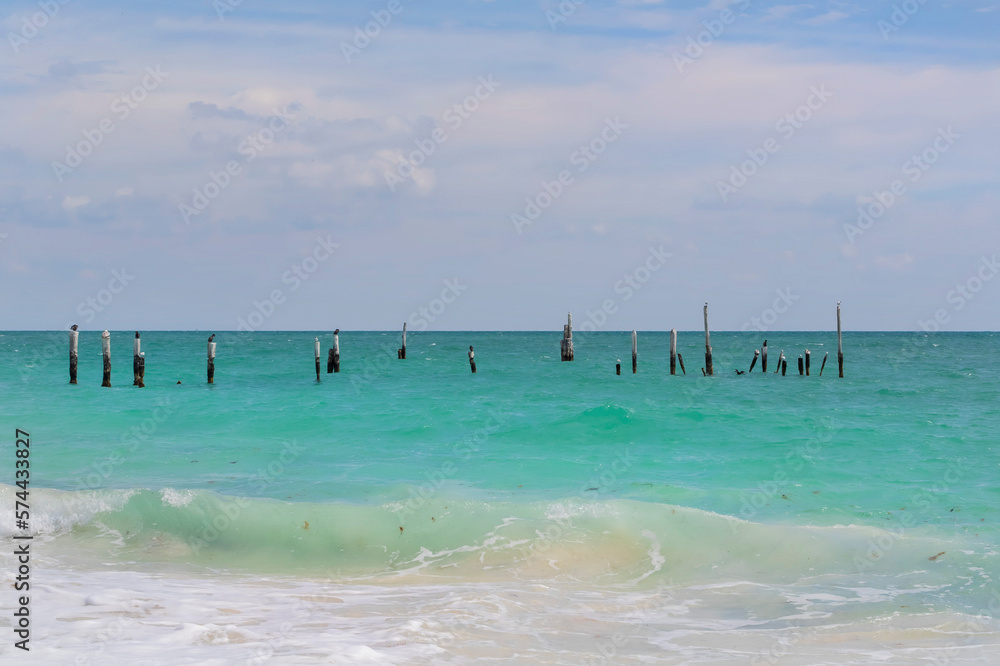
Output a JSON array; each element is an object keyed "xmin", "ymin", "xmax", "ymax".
[
  {"xmin": 560, "ymin": 313, "xmax": 574, "ymax": 361},
  {"xmin": 327, "ymin": 329, "xmax": 341, "ymax": 373},
  {"xmin": 805, "ymin": 349, "xmax": 811, "ymax": 376},
  {"xmin": 133, "ymin": 332, "xmax": 142, "ymax": 387},
  {"xmin": 399, "ymin": 323, "xmax": 407, "ymax": 360},
  {"xmin": 101, "ymin": 330, "xmax": 111, "ymax": 387},
  {"xmin": 631, "ymin": 330, "xmax": 637, "ymax": 374},
  {"xmin": 837, "ymin": 302, "xmax": 844, "ymax": 378},
  {"xmin": 670, "ymin": 329, "xmax": 677, "ymax": 375},
  {"xmin": 703, "ymin": 303, "xmax": 713, "ymax": 376},
  {"xmin": 314, "ymin": 337, "xmax": 321, "ymax": 381},
  {"xmin": 207, "ymin": 334, "xmax": 216, "ymax": 384},
  {"xmin": 762, "ymin": 339, "xmax": 768, "ymax": 373},
  {"xmin": 69, "ymin": 325, "xmax": 79, "ymax": 384}
]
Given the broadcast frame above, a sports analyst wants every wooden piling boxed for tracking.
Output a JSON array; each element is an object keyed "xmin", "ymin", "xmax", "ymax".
[
  {"xmin": 819, "ymin": 351, "xmax": 829, "ymax": 376},
  {"xmin": 469, "ymin": 345, "xmax": 477, "ymax": 374},
  {"xmin": 631, "ymin": 330, "xmax": 637, "ymax": 374},
  {"xmin": 749, "ymin": 349, "xmax": 759, "ymax": 373},
  {"xmin": 837, "ymin": 302, "xmax": 844, "ymax": 378},
  {"xmin": 101, "ymin": 330, "xmax": 111, "ymax": 387},
  {"xmin": 560, "ymin": 313, "xmax": 574, "ymax": 361},
  {"xmin": 207, "ymin": 334, "xmax": 216, "ymax": 384},
  {"xmin": 762, "ymin": 339, "xmax": 768, "ymax": 373},
  {"xmin": 677, "ymin": 352, "xmax": 686, "ymax": 375},
  {"xmin": 399, "ymin": 323, "xmax": 407, "ymax": 360},
  {"xmin": 133, "ymin": 332, "xmax": 141, "ymax": 386},
  {"xmin": 327, "ymin": 329, "xmax": 341, "ymax": 373},
  {"xmin": 314, "ymin": 337, "xmax": 321, "ymax": 381},
  {"xmin": 781, "ymin": 357, "xmax": 787, "ymax": 376},
  {"xmin": 805, "ymin": 349, "xmax": 811, "ymax": 376},
  {"xmin": 69, "ymin": 325, "xmax": 78, "ymax": 384},
  {"xmin": 616, "ymin": 359, "xmax": 621, "ymax": 375},
  {"xmin": 798, "ymin": 355, "xmax": 804, "ymax": 375},
  {"xmin": 703, "ymin": 303, "xmax": 713, "ymax": 376},
  {"xmin": 670, "ymin": 329, "xmax": 677, "ymax": 375}
]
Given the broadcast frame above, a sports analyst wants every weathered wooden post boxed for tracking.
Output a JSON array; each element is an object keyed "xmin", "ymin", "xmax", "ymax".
[
  {"xmin": 819, "ymin": 351, "xmax": 829, "ymax": 376},
  {"xmin": 805, "ymin": 349, "xmax": 811, "ymax": 376},
  {"xmin": 631, "ymin": 330, "xmax": 637, "ymax": 374},
  {"xmin": 749, "ymin": 349, "xmax": 759, "ymax": 373},
  {"xmin": 761, "ymin": 339, "xmax": 768, "ymax": 373},
  {"xmin": 469, "ymin": 345, "xmax": 476, "ymax": 373},
  {"xmin": 69, "ymin": 324, "xmax": 79, "ymax": 384},
  {"xmin": 781, "ymin": 356, "xmax": 787, "ymax": 376},
  {"xmin": 616, "ymin": 359, "xmax": 621, "ymax": 375},
  {"xmin": 837, "ymin": 302, "xmax": 844, "ymax": 378},
  {"xmin": 798, "ymin": 355, "xmax": 804, "ymax": 375},
  {"xmin": 775, "ymin": 350, "xmax": 783, "ymax": 373},
  {"xmin": 327, "ymin": 329, "xmax": 341, "ymax": 373},
  {"xmin": 560, "ymin": 313, "xmax": 574, "ymax": 361},
  {"xmin": 207, "ymin": 334, "xmax": 216, "ymax": 384},
  {"xmin": 101, "ymin": 330, "xmax": 111, "ymax": 387},
  {"xmin": 703, "ymin": 303, "xmax": 713, "ymax": 376},
  {"xmin": 399, "ymin": 323, "xmax": 407, "ymax": 360},
  {"xmin": 314, "ymin": 337, "xmax": 321, "ymax": 381},
  {"xmin": 677, "ymin": 353, "xmax": 686, "ymax": 375},
  {"xmin": 133, "ymin": 332, "xmax": 142, "ymax": 386},
  {"xmin": 670, "ymin": 329, "xmax": 677, "ymax": 375}
]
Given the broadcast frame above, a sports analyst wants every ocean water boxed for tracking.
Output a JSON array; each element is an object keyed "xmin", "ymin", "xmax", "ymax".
[{"xmin": 2, "ymin": 330, "xmax": 999, "ymax": 664}]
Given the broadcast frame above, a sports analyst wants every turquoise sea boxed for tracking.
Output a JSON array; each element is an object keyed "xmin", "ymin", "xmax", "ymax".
[{"xmin": 2, "ymin": 330, "xmax": 999, "ymax": 663}]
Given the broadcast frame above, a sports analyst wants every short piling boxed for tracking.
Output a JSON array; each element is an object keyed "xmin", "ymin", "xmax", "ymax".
[
  {"xmin": 798, "ymin": 355, "xmax": 804, "ymax": 375},
  {"xmin": 678, "ymin": 353, "xmax": 686, "ymax": 375},
  {"xmin": 101, "ymin": 330, "xmax": 111, "ymax": 387},
  {"xmin": 837, "ymin": 302, "xmax": 844, "ymax": 378},
  {"xmin": 749, "ymin": 349, "xmax": 759, "ymax": 373},
  {"xmin": 775, "ymin": 350, "xmax": 783, "ymax": 373},
  {"xmin": 616, "ymin": 359, "xmax": 621, "ymax": 375},
  {"xmin": 469, "ymin": 345, "xmax": 477, "ymax": 373},
  {"xmin": 207, "ymin": 334, "xmax": 216, "ymax": 384},
  {"xmin": 314, "ymin": 337, "xmax": 321, "ymax": 381},
  {"xmin": 819, "ymin": 351, "xmax": 829, "ymax": 376},
  {"xmin": 133, "ymin": 332, "xmax": 142, "ymax": 387},
  {"xmin": 631, "ymin": 330, "xmax": 637, "ymax": 374},
  {"xmin": 762, "ymin": 339, "xmax": 768, "ymax": 373},
  {"xmin": 560, "ymin": 313, "xmax": 574, "ymax": 361},
  {"xmin": 69, "ymin": 325, "xmax": 78, "ymax": 384},
  {"xmin": 703, "ymin": 303, "xmax": 713, "ymax": 376},
  {"xmin": 805, "ymin": 349, "xmax": 811, "ymax": 376},
  {"xmin": 399, "ymin": 323, "xmax": 407, "ymax": 360},
  {"xmin": 781, "ymin": 357, "xmax": 787, "ymax": 376},
  {"xmin": 670, "ymin": 329, "xmax": 677, "ymax": 375}
]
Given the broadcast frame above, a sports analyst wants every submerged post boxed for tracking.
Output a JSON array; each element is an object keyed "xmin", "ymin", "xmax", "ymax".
[
  {"xmin": 101, "ymin": 330, "xmax": 111, "ymax": 387},
  {"xmin": 327, "ymin": 329, "xmax": 341, "ymax": 373},
  {"xmin": 677, "ymin": 352, "xmax": 686, "ymax": 375},
  {"xmin": 703, "ymin": 303, "xmax": 713, "ymax": 376},
  {"xmin": 669, "ymin": 329, "xmax": 677, "ymax": 375},
  {"xmin": 805, "ymin": 349, "xmax": 811, "ymax": 376},
  {"xmin": 469, "ymin": 345, "xmax": 476, "ymax": 373},
  {"xmin": 837, "ymin": 302, "xmax": 844, "ymax": 378},
  {"xmin": 314, "ymin": 337, "xmax": 321, "ymax": 381},
  {"xmin": 762, "ymin": 339, "xmax": 768, "ymax": 374},
  {"xmin": 631, "ymin": 330, "xmax": 637, "ymax": 374},
  {"xmin": 399, "ymin": 323, "xmax": 407, "ymax": 360},
  {"xmin": 69, "ymin": 324, "xmax": 79, "ymax": 384},
  {"xmin": 819, "ymin": 351, "xmax": 829, "ymax": 376},
  {"xmin": 207, "ymin": 334, "xmax": 216, "ymax": 384}
]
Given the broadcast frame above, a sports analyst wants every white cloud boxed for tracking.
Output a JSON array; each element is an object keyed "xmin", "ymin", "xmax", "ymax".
[{"xmin": 62, "ymin": 196, "xmax": 90, "ymax": 210}]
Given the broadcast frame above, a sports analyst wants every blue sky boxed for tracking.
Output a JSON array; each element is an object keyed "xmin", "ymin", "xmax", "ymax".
[{"xmin": 1, "ymin": 0, "xmax": 999, "ymax": 331}]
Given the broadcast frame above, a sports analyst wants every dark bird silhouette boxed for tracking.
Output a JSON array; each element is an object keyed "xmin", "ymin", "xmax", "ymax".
[
  {"xmin": 70, "ymin": 324, "xmax": 78, "ymax": 331},
  {"xmin": 208, "ymin": 334, "xmax": 215, "ymax": 342}
]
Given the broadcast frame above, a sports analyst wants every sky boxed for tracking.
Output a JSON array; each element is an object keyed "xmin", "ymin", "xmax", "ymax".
[{"xmin": 1, "ymin": 0, "xmax": 999, "ymax": 331}]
